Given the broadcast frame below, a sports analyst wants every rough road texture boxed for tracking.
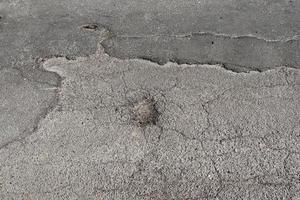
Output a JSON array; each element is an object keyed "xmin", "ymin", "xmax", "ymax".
[
  {"xmin": 1, "ymin": 44, "xmax": 299, "ymax": 200},
  {"xmin": 1, "ymin": 1, "xmax": 300, "ymax": 199},
  {"xmin": 1, "ymin": 0, "xmax": 300, "ymax": 149}
]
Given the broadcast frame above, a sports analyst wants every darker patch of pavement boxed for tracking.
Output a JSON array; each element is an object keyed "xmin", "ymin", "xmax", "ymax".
[
  {"xmin": 0, "ymin": 16, "xmax": 107, "ymax": 147},
  {"xmin": 0, "ymin": 67, "xmax": 62, "ymax": 149},
  {"xmin": 101, "ymin": 33, "xmax": 300, "ymax": 73}
]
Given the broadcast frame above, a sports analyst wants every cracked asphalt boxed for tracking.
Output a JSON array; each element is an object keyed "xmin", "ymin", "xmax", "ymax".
[{"xmin": 1, "ymin": 0, "xmax": 300, "ymax": 199}]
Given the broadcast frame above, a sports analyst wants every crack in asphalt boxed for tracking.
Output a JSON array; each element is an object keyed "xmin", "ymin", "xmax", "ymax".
[{"xmin": 112, "ymin": 32, "xmax": 300, "ymax": 43}]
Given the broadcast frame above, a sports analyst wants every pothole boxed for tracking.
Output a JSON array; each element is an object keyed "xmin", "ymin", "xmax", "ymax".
[
  {"xmin": 132, "ymin": 96, "xmax": 159, "ymax": 127},
  {"xmin": 81, "ymin": 23, "xmax": 99, "ymax": 31}
]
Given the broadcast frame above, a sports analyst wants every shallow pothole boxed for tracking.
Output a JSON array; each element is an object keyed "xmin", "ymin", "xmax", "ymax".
[{"xmin": 132, "ymin": 96, "xmax": 159, "ymax": 127}]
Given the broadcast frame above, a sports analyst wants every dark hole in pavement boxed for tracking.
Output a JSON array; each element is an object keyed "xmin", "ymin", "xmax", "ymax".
[
  {"xmin": 81, "ymin": 23, "xmax": 99, "ymax": 30},
  {"xmin": 132, "ymin": 97, "xmax": 159, "ymax": 127}
]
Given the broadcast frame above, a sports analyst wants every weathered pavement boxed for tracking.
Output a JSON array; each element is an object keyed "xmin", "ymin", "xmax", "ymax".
[
  {"xmin": 0, "ymin": 41, "xmax": 299, "ymax": 199},
  {"xmin": 1, "ymin": 0, "xmax": 300, "ymax": 199}
]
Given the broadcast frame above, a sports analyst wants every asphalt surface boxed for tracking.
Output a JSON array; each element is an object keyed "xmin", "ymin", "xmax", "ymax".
[{"xmin": 0, "ymin": 0, "xmax": 300, "ymax": 199}]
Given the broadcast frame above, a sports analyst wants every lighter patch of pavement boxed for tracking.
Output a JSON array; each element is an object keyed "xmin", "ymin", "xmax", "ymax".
[{"xmin": 0, "ymin": 42, "xmax": 299, "ymax": 199}]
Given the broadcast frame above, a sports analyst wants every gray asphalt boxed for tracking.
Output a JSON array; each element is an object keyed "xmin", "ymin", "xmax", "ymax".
[{"xmin": 0, "ymin": 0, "xmax": 300, "ymax": 199}]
